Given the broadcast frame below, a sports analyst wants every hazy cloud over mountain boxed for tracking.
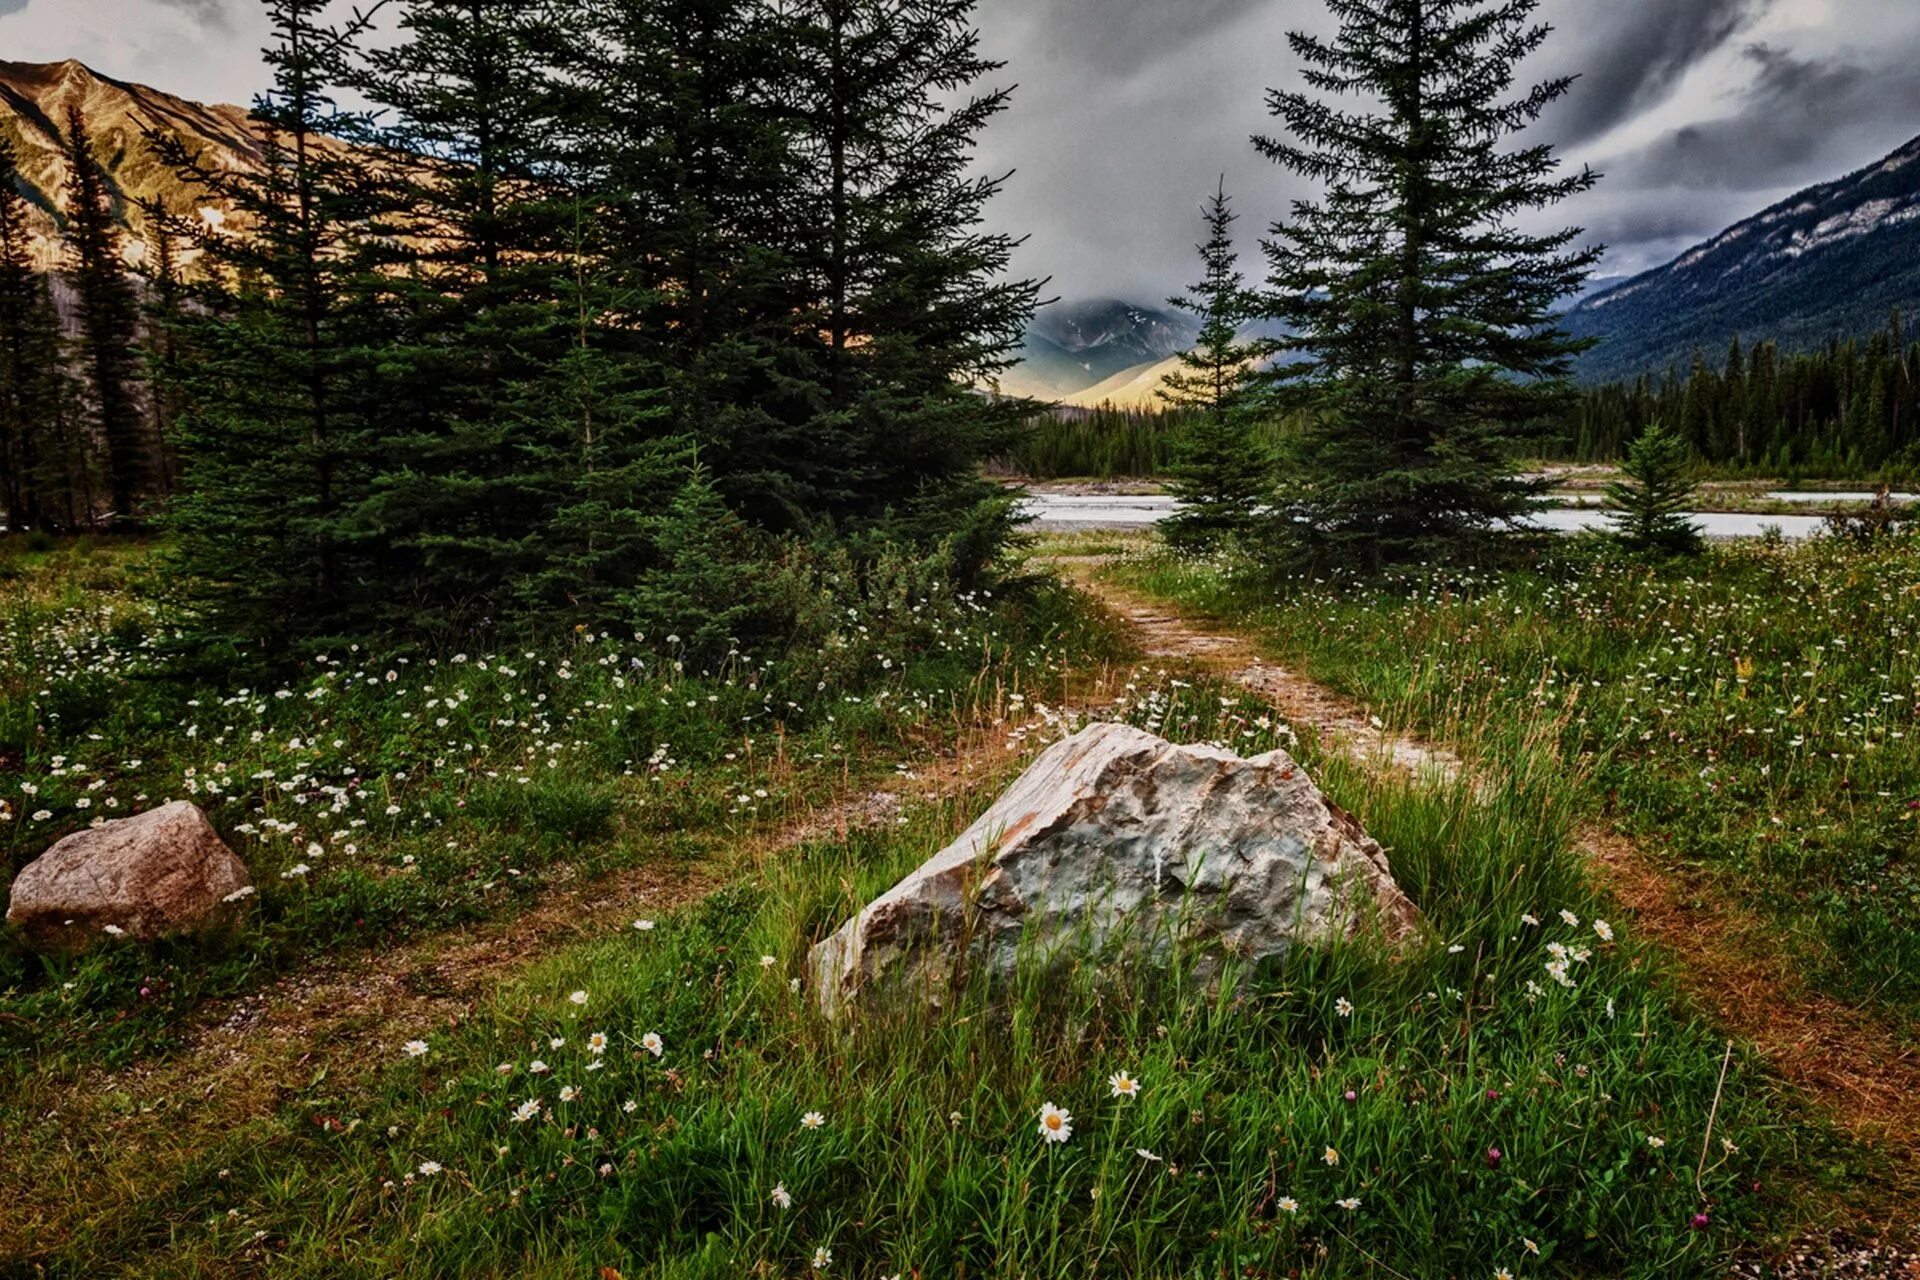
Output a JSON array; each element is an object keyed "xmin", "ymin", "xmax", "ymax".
[{"xmin": 7, "ymin": 0, "xmax": 1919, "ymax": 301}]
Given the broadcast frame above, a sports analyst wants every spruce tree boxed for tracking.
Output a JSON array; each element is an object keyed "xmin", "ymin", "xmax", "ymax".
[
  {"xmin": 154, "ymin": 0, "xmax": 395, "ymax": 653},
  {"xmin": 0, "ymin": 135, "xmax": 72, "ymax": 532},
  {"xmin": 781, "ymin": 0, "xmax": 1040, "ymax": 576},
  {"xmin": 346, "ymin": 0, "xmax": 678, "ymax": 639},
  {"xmin": 61, "ymin": 104, "xmax": 149, "ymax": 524},
  {"xmin": 1258, "ymin": 0, "xmax": 1599, "ymax": 567},
  {"xmin": 1158, "ymin": 180, "xmax": 1278, "ymax": 553},
  {"xmin": 575, "ymin": 0, "xmax": 805, "ymax": 531},
  {"xmin": 1604, "ymin": 421, "xmax": 1700, "ymax": 556}
]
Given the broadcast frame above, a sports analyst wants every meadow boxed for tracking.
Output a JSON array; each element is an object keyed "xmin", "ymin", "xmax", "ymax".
[
  {"xmin": 1119, "ymin": 533, "xmax": 1920, "ymax": 1033},
  {"xmin": 0, "ymin": 535, "xmax": 1876, "ymax": 1276}
]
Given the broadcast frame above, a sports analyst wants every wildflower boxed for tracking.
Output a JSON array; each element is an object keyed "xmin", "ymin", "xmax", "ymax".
[
  {"xmin": 1135, "ymin": 1148, "xmax": 1163, "ymax": 1162},
  {"xmin": 1336, "ymin": 1197, "xmax": 1361, "ymax": 1211},
  {"xmin": 1647, "ymin": 1136, "xmax": 1666, "ymax": 1149},
  {"xmin": 529, "ymin": 1060, "xmax": 550, "ymax": 1074},
  {"xmin": 771, "ymin": 1183, "xmax": 792, "ymax": 1209},
  {"xmin": 1334, "ymin": 997, "xmax": 1354, "ymax": 1018},
  {"xmin": 1037, "ymin": 1103, "xmax": 1073, "ymax": 1144},
  {"xmin": 1323, "ymin": 1146, "xmax": 1340, "ymax": 1167},
  {"xmin": 633, "ymin": 918, "xmax": 655, "ymax": 932},
  {"xmin": 1593, "ymin": 919, "xmax": 1614, "ymax": 942},
  {"xmin": 622, "ymin": 1100, "xmax": 637, "ymax": 1114},
  {"xmin": 402, "ymin": 1040, "xmax": 429, "ymax": 1059},
  {"xmin": 801, "ymin": 1111, "xmax": 826, "ymax": 1129},
  {"xmin": 642, "ymin": 1032, "xmax": 664, "ymax": 1058},
  {"xmin": 1277, "ymin": 1195, "xmax": 1299, "ymax": 1214},
  {"xmin": 812, "ymin": 1246, "xmax": 832, "ymax": 1270},
  {"xmin": 1496, "ymin": 1270, "xmax": 1514, "ymax": 1280},
  {"xmin": 1108, "ymin": 1070, "xmax": 1141, "ymax": 1099},
  {"xmin": 588, "ymin": 1032, "xmax": 608, "ymax": 1055},
  {"xmin": 1521, "ymin": 912, "xmax": 1539, "ymax": 927},
  {"xmin": 559, "ymin": 1085, "xmax": 578, "ymax": 1102},
  {"xmin": 760, "ymin": 954, "xmax": 777, "ymax": 968},
  {"xmin": 1523, "ymin": 1239, "xmax": 1540, "ymax": 1255},
  {"xmin": 102, "ymin": 924, "xmax": 126, "ymax": 937},
  {"xmin": 511, "ymin": 1099, "xmax": 542, "ymax": 1123},
  {"xmin": 1691, "ymin": 1212, "xmax": 1711, "ymax": 1231},
  {"xmin": 1559, "ymin": 909, "xmax": 1580, "ymax": 927},
  {"xmin": 568, "ymin": 990, "xmax": 588, "ymax": 1006},
  {"xmin": 417, "ymin": 1161, "xmax": 442, "ymax": 1177},
  {"xmin": 550, "ymin": 1037, "xmax": 566, "ymax": 1050}
]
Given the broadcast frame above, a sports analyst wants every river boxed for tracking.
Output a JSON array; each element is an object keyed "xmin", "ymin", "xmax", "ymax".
[{"xmin": 1022, "ymin": 493, "xmax": 1836, "ymax": 541}]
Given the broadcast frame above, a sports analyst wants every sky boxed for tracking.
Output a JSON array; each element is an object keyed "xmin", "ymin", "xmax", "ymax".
[{"xmin": 6, "ymin": 0, "xmax": 1920, "ymax": 305}]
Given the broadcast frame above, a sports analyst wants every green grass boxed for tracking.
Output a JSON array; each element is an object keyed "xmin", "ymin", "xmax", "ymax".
[
  {"xmin": 1117, "ymin": 534, "xmax": 1920, "ymax": 1036},
  {"xmin": 0, "ymin": 538, "xmax": 1121, "ymax": 1075},
  {"xmin": 0, "ymin": 536, "xmax": 1867, "ymax": 1276},
  {"xmin": 16, "ymin": 681, "xmax": 1848, "ymax": 1278}
]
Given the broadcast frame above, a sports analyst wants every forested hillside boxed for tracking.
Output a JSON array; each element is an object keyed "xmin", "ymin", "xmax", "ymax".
[
  {"xmin": 1563, "ymin": 315, "xmax": 1920, "ymax": 476},
  {"xmin": 1565, "ymin": 134, "xmax": 1920, "ymax": 384}
]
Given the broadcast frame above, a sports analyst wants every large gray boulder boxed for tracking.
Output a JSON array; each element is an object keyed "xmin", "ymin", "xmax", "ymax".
[
  {"xmin": 810, "ymin": 722, "xmax": 1418, "ymax": 1014},
  {"xmin": 6, "ymin": 801, "xmax": 252, "ymax": 949}
]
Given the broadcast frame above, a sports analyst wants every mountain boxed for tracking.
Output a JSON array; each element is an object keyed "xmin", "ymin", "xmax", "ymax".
[
  {"xmin": 1565, "ymin": 134, "xmax": 1920, "ymax": 384},
  {"xmin": 998, "ymin": 298, "xmax": 1199, "ymax": 401},
  {"xmin": 0, "ymin": 58, "xmax": 353, "ymax": 272}
]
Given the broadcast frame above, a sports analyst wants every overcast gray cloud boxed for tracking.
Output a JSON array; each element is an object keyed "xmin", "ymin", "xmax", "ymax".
[
  {"xmin": 1535, "ymin": 0, "xmax": 1761, "ymax": 147},
  {"xmin": 1616, "ymin": 42, "xmax": 1920, "ymax": 192},
  {"xmin": 5, "ymin": 0, "xmax": 1918, "ymax": 299}
]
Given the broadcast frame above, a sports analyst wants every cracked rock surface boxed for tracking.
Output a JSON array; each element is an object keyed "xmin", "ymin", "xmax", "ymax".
[{"xmin": 810, "ymin": 722, "xmax": 1418, "ymax": 1014}]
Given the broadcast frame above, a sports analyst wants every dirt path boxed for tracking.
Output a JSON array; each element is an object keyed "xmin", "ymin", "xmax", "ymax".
[{"xmin": 1054, "ymin": 556, "xmax": 1920, "ymax": 1174}]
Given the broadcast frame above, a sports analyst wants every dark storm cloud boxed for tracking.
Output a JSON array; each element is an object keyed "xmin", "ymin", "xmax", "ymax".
[
  {"xmin": 1617, "ymin": 43, "xmax": 1920, "ymax": 193},
  {"xmin": 1539, "ymin": 0, "xmax": 1760, "ymax": 147}
]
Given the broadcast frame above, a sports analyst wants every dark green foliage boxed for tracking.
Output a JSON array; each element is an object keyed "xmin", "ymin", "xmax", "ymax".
[
  {"xmin": 151, "ymin": 0, "xmax": 398, "ymax": 655},
  {"xmin": 61, "ymin": 104, "xmax": 152, "ymax": 524},
  {"xmin": 344, "ymin": 0, "xmax": 680, "ymax": 641},
  {"xmin": 0, "ymin": 135, "xmax": 81, "ymax": 532},
  {"xmin": 1259, "ymin": 0, "xmax": 1598, "ymax": 567},
  {"xmin": 1159, "ymin": 182, "xmax": 1278, "ymax": 552},
  {"xmin": 778, "ymin": 0, "xmax": 1040, "ymax": 556},
  {"xmin": 147, "ymin": 0, "xmax": 1035, "ymax": 658},
  {"xmin": 627, "ymin": 466, "xmax": 783, "ymax": 667},
  {"xmin": 1604, "ymin": 421, "xmax": 1701, "ymax": 555},
  {"xmin": 1561, "ymin": 316, "xmax": 1920, "ymax": 479},
  {"xmin": 997, "ymin": 407, "xmax": 1293, "ymax": 481}
]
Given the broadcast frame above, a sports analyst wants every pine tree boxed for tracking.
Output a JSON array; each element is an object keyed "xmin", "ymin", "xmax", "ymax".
[
  {"xmin": 1258, "ymin": 0, "xmax": 1599, "ymax": 567},
  {"xmin": 0, "ymin": 135, "xmax": 72, "ymax": 532},
  {"xmin": 1604, "ymin": 421, "xmax": 1700, "ymax": 555},
  {"xmin": 61, "ymin": 104, "xmax": 149, "ymax": 523},
  {"xmin": 1158, "ymin": 180, "xmax": 1278, "ymax": 552},
  {"xmin": 154, "ymin": 0, "xmax": 396, "ymax": 653},
  {"xmin": 345, "ymin": 0, "xmax": 676, "ymax": 639},
  {"xmin": 140, "ymin": 203, "xmax": 189, "ymax": 497},
  {"xmin": 779, "ymin": 0, "xmax": 1041, "ymax": 576},
  {"xmin": 575, "ymin": 0, "xmax": 806, "ymax": 531}
]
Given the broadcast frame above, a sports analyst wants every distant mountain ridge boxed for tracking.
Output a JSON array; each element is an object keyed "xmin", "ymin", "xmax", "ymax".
[
  {"xmin": 1565, "ymin": 134, "xmax": 1920, "ymax": 383},
  {"xmin": 0, "ymin": 58, "xmax": 278, "ymax": 269},
  {"xmin": 999, "ymin": 298, "xmax": 1199, "ymax": 403}
]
